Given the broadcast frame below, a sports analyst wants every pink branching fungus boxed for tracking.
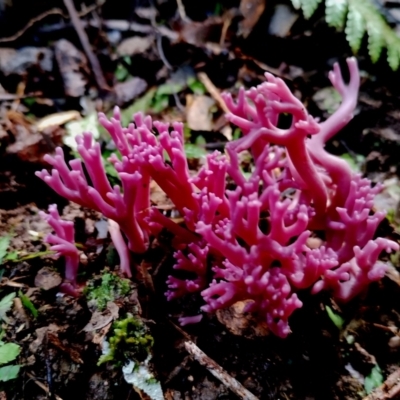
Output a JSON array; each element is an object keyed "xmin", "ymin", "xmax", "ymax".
[
  {"xmin": 40, "ymin": 204, "xmax": 80, "ymax": 296},
  {"xmin": 37, "ymin": 58, "xmax": 399, "ymax": 337}
]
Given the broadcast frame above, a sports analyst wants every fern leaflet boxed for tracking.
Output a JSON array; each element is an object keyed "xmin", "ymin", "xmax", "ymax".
[{"xmin": 290, "ymin": 0, "xmax": 400, "ymax": 70}]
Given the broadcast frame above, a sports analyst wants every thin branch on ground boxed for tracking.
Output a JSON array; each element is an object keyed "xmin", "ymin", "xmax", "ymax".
[
  {"xmin": 197, "ymin": 72, "xmax": 230, "ymax": 114},
  {"xmin": 184, "ymin": 341, "xmax": 259, "ymax": 400},
  {"xmin": 176, "ymin": 0, "xmax": 190, "ymax": 22},
  {"xmin": 62, "ymin": 0, "xmax": 109, "ymax": 92},
  {"xmin": 26, "ymin": 372, "xmax": 63, "ymax": 400},
  {"xmin": 0, "ymin": 4, "xmax": 98, "ymax": 43}
]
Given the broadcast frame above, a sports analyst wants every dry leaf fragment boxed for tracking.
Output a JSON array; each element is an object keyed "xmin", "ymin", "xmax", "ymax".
[
  {"xmin": 36, "ymin": 111, "xmax": 81, "ymax": 132},
  {"xmin": 117, "ymin": 36, "xmax": 154, "ymax": 57},
  {"xmin": 186, "ymin": 95, "xmax": 215, "ymax": 131},
  {"xmin": 34, "ymin": 267, "xmax": 62, "ymax": 291},
  {"xmin": 114, "ymin": 77, "xmax": 148, "ymax": 105},
  {"xmin": 83, "ymin": 301, "xmax": 119, "ymax": 332},
  {"xmin": 216, "ymin": 300, "xmax": 269, "ymax": 338},
  {"xmin": 47, "ymin": 332, "xmax": 83, "ymax": 364},
  {"xmin": 54, "ymin": 39, "xmax": 88, "ymax": 97},
  {"xmin": 239, "ymin": 0, "xmax": 266, "ymax": 38},
  {"xmin": 0, "ymin": 47, "xmax": 53, "ymax": 75}
]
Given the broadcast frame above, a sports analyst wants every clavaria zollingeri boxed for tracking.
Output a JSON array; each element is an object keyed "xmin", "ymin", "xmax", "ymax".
[
  {"xmin": 37, "ymin": 58, "xmax": 399, "ymax": 337},
  {"xmin": 39, "ymin": 205, "xmax": 80, "ymax": 296}
]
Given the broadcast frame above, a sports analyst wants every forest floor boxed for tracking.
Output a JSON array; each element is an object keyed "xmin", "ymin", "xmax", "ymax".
[{"xmin": 1, "ymin": 1, "xmax": 400, "ymax": 399}]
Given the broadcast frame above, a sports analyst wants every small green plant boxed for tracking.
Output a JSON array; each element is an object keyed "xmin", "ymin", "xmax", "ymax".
[
  {"xmin": 0, "ymin": 293, "xmax": 15, "ymax": 323},
  {"xmin": 0, "ymin": 295, "xmax": 21, "ymax": 382},
  {"xmin": 85, "ymin": 272, "xmax": 131, "ymax": 311},
  {"xmin": 98, "ymin": 314, "xmax": 154, "ymax": 366},
  {"xmin": 291, "ymin": 0, "xmax": 400, "ymax": 70},
  {"xmin": 364, "ymin": 364, "xmax": 384, "ymax": 394},
  {"xmin": 0, "ymin": 336, "xmax": 21, "ymax": 382},
  {"xmin": 0, "ymin": 236, "xmax": 18, "ymax": 265},
  {"xmin": 325, "ymin": 305, "xmax": 345, "ymax": 330},
  {"xmin": 18, "ymin": 290, "xmax": 38, "ymax": 319}
]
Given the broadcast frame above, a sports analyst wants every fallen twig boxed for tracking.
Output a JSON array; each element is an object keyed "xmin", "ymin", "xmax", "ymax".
[
  {"xmin": 26, "ymin": 372, "xmax": 63, "ymax": 400},
  {"xmin": 0, "ymin": 4, "xmax": 98, "ymax": 43},
  {"xmin": 197, "ymin": 72, "xmax": 230, "ymax": 114},
  {"xmin": 62, "ymin": 0, "xmax": 109, "ymax": 91},
  {"xmin": 0, "ymin": 92, "xmax": 42, "ymax": 101},
  {"xmin": 176, "ymin": 0, "xmax": 190, "ymax": 22},
  {"xmin": 184, "ymin": 340, "xmax": 259, "ymax": 400}
]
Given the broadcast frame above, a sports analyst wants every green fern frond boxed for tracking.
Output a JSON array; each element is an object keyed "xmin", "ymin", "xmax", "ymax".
[
  {"xmin": 367, "ymin": 23, "xmax": 384, "ymax": 63},
  {"xmin": 387, "ymin": 40, "xmax": 400, "ymax": 70},
  {"xmin": 303, "ymin": 0, "xmax": 323, "ymax": 19},
  {"xmin": 345, "ymin": 2, "xmax": 365, "ymax": 53},
  {"xmin": 291, "ymin": 0, "xmax": 302, "ymax": 10},
  {"xmin": 325, "ymin": 0, "xmax": 347, "ymax": 29},
  {"xmin": 290, "ymin": 0, "xmax": 400, "ymax": 70},
  {"xmin": 291, "ymin": 0, "xmax": 323, "ymax": 19}
]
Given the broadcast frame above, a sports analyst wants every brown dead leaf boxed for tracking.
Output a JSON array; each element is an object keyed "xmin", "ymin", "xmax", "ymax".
[
  {"xmin": 269, "ymin": 4, "xmax": 298, "ymax": 37},
  {"xmin": 83, "ymin": 301, "xmax": 119, "ymax": 332},
  {"xmin": 178, "ymin": 17, "xmax": 223, "ymax": 46},
  {"xmin": 48, "ymin": 332, "xmax": 83, "ymax": 364},
  {"xmin": 239, "ymin": 0, "xmax": 266, "ymax": 38},
  {"xmin": 91, "ymin": 322, "xmax": 112, "ymax": 345},
  {"xmin": 216, "ymin": 300, "xmax": 269, "ymax": 338},
  {"xmin": 114, "ymin": 77, "xmax": 148, "ymax": 105},
  {"xmin": 0, "ymin": 47, "xmax": 53, "ymax": 76},
  {"xmin": 30, "ymin": 324, "xmax": 64, "ymax": 353},
  {"xmin": 36, "ymin": 111, "xmax": 81, "ymax": 132},
  {"xmin": 6, "ymin": 124, "xmax": 59, "ymax": 163},
  {"xmin": 385, "ymin": 263, "xmax": 400, "ymax": 286},
  {"xmin": 117, "ymin": 36, "xmax": 154, "ymax": 57},
  {"xmin": 150, "ymin": 180, "xmax": 173, "ymax": 209},
  {"xmin": 54, "ymin": 39, "xmax": 88, "ymax": 97},
  {"xmin": 34, "ymin": 267, "xmax": 62, "ymax": 291},
  {"xmin": 186, "ymin": 95, "xmax": 215, "ymax": 131}
]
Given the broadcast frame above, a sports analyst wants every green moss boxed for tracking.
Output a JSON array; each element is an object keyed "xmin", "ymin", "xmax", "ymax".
[
  {"xmin": 84, "ymin": 272, "xmax": 131, "ymax": 311},
  {"xmin": 98, "ymin": 314, "xmax": 154, "ymax": 367}
]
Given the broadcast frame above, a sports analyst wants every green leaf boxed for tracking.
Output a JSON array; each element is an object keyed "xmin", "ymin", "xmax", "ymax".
[
  {"xmin": 0, "ymin": 365, "xmax": 20, "ymax": 381},
  {"xmin": 152, "ymin": 94, "xmax": 169, "ymax": 114},
  {"xmin": 367, "ymin": 23, "xmax": 384, "ymax": 63},
  {"xmin": 120, "ymin": 88, "xmax": 157, "ymax": 125},
  {"xmin": 291, "ymin": 0, "xmax": 302, "ymax": 9},
  {"xmin": 345, "ymin": 3, "xmax": 365, "ymax": 53},
  {"xmin": 325, "ymin": 305, "xmax": 345, "ymax": 330},
  {"xmin": 291, "ymin": 0, "xmax": 400, "ymax": 70},
  {"xmin": 0, "ymin": 343, "xmax": 20, "ymax": 365},
  {"xmin": 115, "ymin": 64, "xmax": 130, "ymax": 82},
  {"xmin": 364, "ymin": 365, "xmax": 383, "ymax": 394},
  {"xmin": 0, "ymin": 236, "xmax": 11, "ymax": 265},
  {"xmin": 65, "ymin": 113, "xmax": 100, "ymax": 151},
  {"xmin": 184, "ymin": 144, "xmax": 207, "ymax": 159},
  {"xmin": 0, "ymin": 293, "xmax": 15, "ymax": 322},
  {"xmin": 5, "ymin": 251, "xmax": 18, "ymax": 261},
  {"xmin": 302, "ymin": 0, "xmax": 323, "ymax": 19},
  {"xmin": 387, "ymin": 41, "xmax": 400, "ymax": 71},
  {"xmin": 18, "ymin": 291, "xmax": 38, "ymax": 319},
  {"xmin": 340, "ymin": 153, "xmax": 365, "ymax": 172},
  {"xmin": 187, "ymin": 77, "xmax": 206, "ymax": 95},
  {"xmin": 156, "ymin": 82, "xmax": 185, "ymax": 97},
  {"xmin": 326, "ymin": 0, "xmax": 347, "ymax": 29}
]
